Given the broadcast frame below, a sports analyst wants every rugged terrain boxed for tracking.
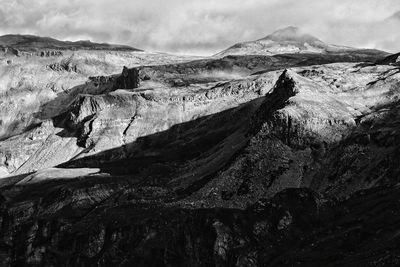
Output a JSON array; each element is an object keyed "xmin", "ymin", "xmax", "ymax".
[
  {"xmin": 0, "ymin": 30, "xmax": 400, "ymax": 266},
  {"xmin": 0, "ymin": 35, "xmax": 201, "ymax": 142}
]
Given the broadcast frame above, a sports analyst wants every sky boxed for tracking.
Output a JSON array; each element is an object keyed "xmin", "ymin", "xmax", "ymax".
[{"xmin": 0, "ymin": 0, "xmax": 399, "ymax": 55}]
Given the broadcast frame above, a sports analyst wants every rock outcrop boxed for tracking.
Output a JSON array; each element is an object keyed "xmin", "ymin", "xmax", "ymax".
[
  {"xmin": 377, "ymin": 52, "xmax": 400, "ymax": 65},
  {"xmin": 115, "ymin": 66, "xmax": 140, "ymax": 89},
  {"xmin": 1, "ymin": 47, "xmax": 63, "ymax": 57},
  {"xmin": 1, "ymin": 46, "xmax": 22, "ymax": 57},
  {"xmin": 48, "ymin": 61, "xmax": 78, "ymax": 72},
  {"xmin": 38, "ymin": 50, "xmax": 63, "ymax": 57}
]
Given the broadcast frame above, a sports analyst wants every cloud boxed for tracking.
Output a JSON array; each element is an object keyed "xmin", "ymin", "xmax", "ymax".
[{"xmin": 0, "ymin": 0, "xmax": 399, "ymax": 55}]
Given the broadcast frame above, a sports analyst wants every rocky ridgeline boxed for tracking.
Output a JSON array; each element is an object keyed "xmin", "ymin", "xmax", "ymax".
[
  {"xmin": 1, "ymin": 47, "xmax": 63, "ymax": 57},
  {"xmin": 251, "ymin": 69, "xmax": 357, "ymax": 147},
  {"xmin": 50, "ymin": 70, "xmax": 276, "ymax": 155},
  {"xmin": 186, "ymin": 63, "xmax": 400, "ymax": 208},
  {"xmin": 139, "ymin": 75, "xmax": 275, "ymax": 103}
]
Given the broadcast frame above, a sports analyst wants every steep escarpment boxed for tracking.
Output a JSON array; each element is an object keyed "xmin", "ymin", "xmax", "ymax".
[
  {"xmin": 56, "ymin": 78, "xmax": 274, "ymax": 180},
  {"xmin": 0, "ymin": 68, "xmax": 279, "ymax": 177},
  {"xmin": 306, "ymin": 102, "xmax": 400, "ymax": 197},
  {"xmin": 186, "ymin": 63, "xmax": 400, "ymax": 208}
]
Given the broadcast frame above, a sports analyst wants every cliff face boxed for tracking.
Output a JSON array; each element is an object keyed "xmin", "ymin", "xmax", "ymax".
[
  {"xmin": 0, "ymin": 35, "xmax": 400, "ymax": 266},
  {"xmin": 187, "ymin": 64, "xmax": 400, "ymax": 208}
]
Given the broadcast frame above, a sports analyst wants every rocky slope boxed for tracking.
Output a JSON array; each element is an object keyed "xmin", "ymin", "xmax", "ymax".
[
  {"xmin": 1, "ymin": 46, "xmax": 389, "ymax": 178},
  {"xmin": 216, "ymin": 26, "xmax": 388, "ymax": 58},
  {"xmin": 0, "ymin": 32, "xmax": 400, "ymax": 266},
  {"xmin": 377, "ymin": 52, "xmax": 400, "ymax": 65},
  {"xmin": 0, "ymin": 39, "xmax": 200, "ymax": 142}
]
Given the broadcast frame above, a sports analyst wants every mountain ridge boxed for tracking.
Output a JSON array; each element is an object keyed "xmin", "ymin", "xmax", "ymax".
[{"xmin": 0, "ymin": 34, "xmax": 142, "ymax": 52}]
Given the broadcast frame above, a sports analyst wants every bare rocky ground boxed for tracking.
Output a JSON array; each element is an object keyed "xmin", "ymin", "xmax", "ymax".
[{"xmin": 0, "ymin": 32, "xmax": 400, "ymax": 266}]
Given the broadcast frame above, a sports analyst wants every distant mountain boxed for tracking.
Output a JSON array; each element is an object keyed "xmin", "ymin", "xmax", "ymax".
[
  {"xmin": 0, "ymin": 34, "xmax": 142, "ymax": 52},
  {"xmin": 259, "ymin": 26, "xmax": 322, "ymax": 44},
  {"xmin": 216, "ymin": 26, "xmax": 387, "ymax": 57}
]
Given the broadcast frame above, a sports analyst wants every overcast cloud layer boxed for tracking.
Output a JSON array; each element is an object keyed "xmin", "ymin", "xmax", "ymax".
[{"xmin": 0, "ymin": 0, "xmax": 399, "ymax": 55}]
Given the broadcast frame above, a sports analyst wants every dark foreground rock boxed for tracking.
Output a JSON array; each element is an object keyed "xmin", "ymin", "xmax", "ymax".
[{"xmin": 1, "ymin": 183, "xmax": 400, "ymax": 266}]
